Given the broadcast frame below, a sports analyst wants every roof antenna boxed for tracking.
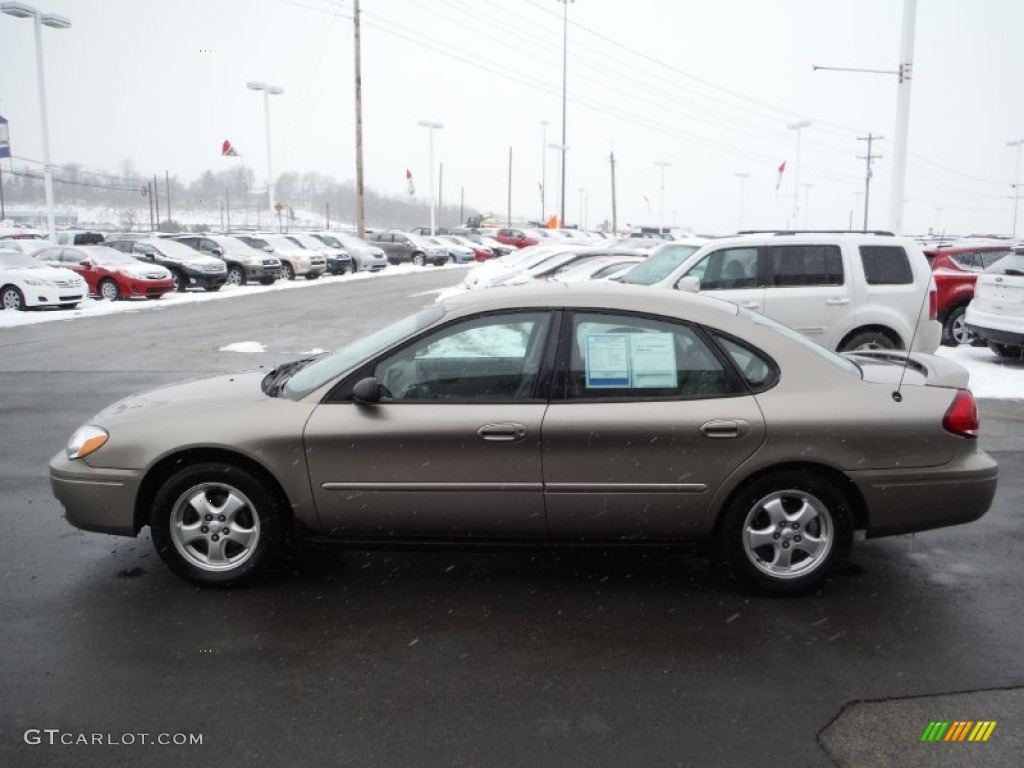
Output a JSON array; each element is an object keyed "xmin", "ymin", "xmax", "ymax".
[{"xmin": 893, "ymin": 264, "xmax": 934, "ymax": 403}]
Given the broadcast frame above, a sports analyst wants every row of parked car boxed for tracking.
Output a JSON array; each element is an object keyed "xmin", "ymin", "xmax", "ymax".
[{"xmin": 442, "ymin": 230, "xmax": 1024, "ymax": 358}]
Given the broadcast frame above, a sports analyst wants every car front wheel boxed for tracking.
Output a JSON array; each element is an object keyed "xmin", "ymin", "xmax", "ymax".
[
  {"xmin": 411, "ymin": 252, "xmax": 425, "ymax": 266},
  {"xmin": 99, "ymin": 278, "xmax": 121, "ymax": 302},
  {"xmin": 226, "ymin": 266, "xmax": 246, "ymax": 286},
  {"xmin": 721, "ymin": 472, "xmax": 853, "ymax": 594},
  {"xmin": 1, "ymin": 285, "xmax": 26, "ymax": 311},
  {"xmin": 150, "ymin": 462, "xmax": 283, "ymax": 587}
]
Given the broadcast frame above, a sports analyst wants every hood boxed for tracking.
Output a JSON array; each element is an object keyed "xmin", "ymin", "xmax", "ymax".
[
  {"xmin": 93, "ymin": 371, "xmax": 267, "ymax": 427},
  {"xmin": 110, "ymin": 263, "xmax": 171, "ymax": 279},
  {"xmin": 3, "ymin": 265, "xmax": 84, "ymax": 283}
]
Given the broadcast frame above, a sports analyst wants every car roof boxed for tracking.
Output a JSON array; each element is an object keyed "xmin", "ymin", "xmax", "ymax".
[{"xmin": 438, "ymin": 280, "xmax": 740, "ymax": 320}]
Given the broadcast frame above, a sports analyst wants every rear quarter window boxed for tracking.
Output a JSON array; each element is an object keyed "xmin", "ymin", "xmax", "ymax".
[{"xmin": 859, "ymin": 245, "xmax": 913, "ymax": 285}]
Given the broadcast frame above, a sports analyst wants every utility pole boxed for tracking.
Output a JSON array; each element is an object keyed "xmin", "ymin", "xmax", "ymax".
[
  {"xmin": 164, "ymin": 169, "xmax": 171, "ymax": 224},
  {"xmin": 353, "ymin": 0, "xmax": 366, "ymax": 238},
  {"xmin": 557, "ymin": 0, "xmax": 574, "ymax": 226},
  {"xmin": 152, "ymin": 174, "xmax": 160, "ymax": 228},
  {"xmin": 857, "ymin": 134, "xmax": 883, "ymax": 230},
  {"xmin": 609, "ymin": 150, "xmax": 618, "ymax": 234},
  {"xmin": 438, "ymin": 162, "xmax": 444, "ymax": 230},
  {"xmin": 459, "ymin": 186, "xmax": 464, "ymax": 226},
  {"xmin": 889, "ymin": 0, "xmax": 917, "ymax": 234},
  {"xmin": 225, "ymin": 185, "xmax": 230, "ymax": 231},
  {"xmin": 654, "ymin": 160, "xmax": 671, "ymax": 233},
  {"xmin": 539, "ymin": 119, "xmax": 549, "ymax": 221},
  {"xmin": 1008, "ymin": 139, "xmax": 1024, "ymax": 237},
  {"xmin": 507, "ymin": 146, "xmax": 512, "ymax": 226},
  {"xmin": 325, "ymin": 202, "xmax": 330, "ymax": 230}
]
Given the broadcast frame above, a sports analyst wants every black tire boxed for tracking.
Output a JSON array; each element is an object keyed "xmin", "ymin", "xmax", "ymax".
[
  {"xmin": 226, "ymin": 265, "xmax": 246, "ymax": 286},
  {"xmin": 988, "ymin": 341, "xmax": 1024, "ymax": 359},
  {"xmin": 150, "ymin": 462, "xmax": 283, "ymax": 587},
  {"xmin": 204, "ymin": 285, "xmax": 222, "ymax": 292},
  {"xmin": 172, "ymin": 270, "xmax": 187, "ymax": 292},
  {"xmin": 941, "ymin": 305, "xmax": 971, "ymax": 346},
  {"xmin": 98, "ymin": 278, "xmax": 120, "ymax": 302},
  {"xmin": 259, "ymin": 277, "xmax": 276, "ymax": 286},
  {"xmin": 839, "ymin": 330, "xmax": 898, "ymax": 352},
  {"xmin": 282, "ymin": 262, "xmax": 296, "ymax": 281},
  {"xmin": 305, "ymin": 272, "xmax": 320, "ymax": 280},
  {"xmin": 411, "ymin": 252, "xmax": 425, "ymax": 267},
  {"xmin": 720, "ymin": 471, "xmax": 853, "ymax": 595},
  {"xmin": 0, "ymin": 285, "xmax": 26, "ymax": 311}
]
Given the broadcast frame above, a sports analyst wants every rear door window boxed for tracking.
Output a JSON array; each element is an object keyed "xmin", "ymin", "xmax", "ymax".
[
  {"xmin": 768, "ymin": 245, "xmax": 843, "ymax": 286},
  {"xmin": 859, "ymin": 246, "xmax": 913, "ymax": 285}
]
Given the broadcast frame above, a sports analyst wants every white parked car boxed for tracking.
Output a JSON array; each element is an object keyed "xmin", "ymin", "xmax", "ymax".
[
  {"xmin": 314, "ymin": 232, "xmax": 388, "ymax": 272},
  {"xmin": 0, "ymin": 250, "xmax": 88, "ymax": 310},
  {"xmin": 618, "ymin": 232, "xmax": 941, "ymax": 353},
  {"xmin": 437, "ymin": 244, "xmax": 587, "ymax": 301},
  {"xmin": 235, "ymin": 234, "xmax": 327, "ymax": 280},
  {"xmin": 965, "ymin": 248, "xmax": 1024, "ymax": 358}
]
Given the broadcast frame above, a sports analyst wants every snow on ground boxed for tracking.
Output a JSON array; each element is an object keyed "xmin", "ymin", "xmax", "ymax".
[
  {"xmin": 219, "ymin": 341, "xmax": 266, "ymax": 353},
  {"xmin": 0, "ymin": 262, "xmax": 465, "ymax": 329},
  {"xmin": 935, "ymin": 345, "xmax": 1024, "ymax": 400}
]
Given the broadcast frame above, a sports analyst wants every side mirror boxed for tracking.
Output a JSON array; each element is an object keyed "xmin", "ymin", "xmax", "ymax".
[
  {"xmin": 352, "ymin": 376, "xmax": 382, "ymax": 404},
  {"xmin": 262, "ymin": 245, "xmax": 274, "ymax": 253},
  {"xmin": 677, "ymin": 275, "xmax": 701, "ymax": 293}
]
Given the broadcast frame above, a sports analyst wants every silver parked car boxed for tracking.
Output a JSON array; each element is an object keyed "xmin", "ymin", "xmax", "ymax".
[{"xmin": 50, "ymin": 283, "xmax": 997, "ymax": 593}]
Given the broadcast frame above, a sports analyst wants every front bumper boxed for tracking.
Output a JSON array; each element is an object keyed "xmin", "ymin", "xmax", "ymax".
[
  {"xmin": 243, "ymin": 263, "xmax": 283, "ymax": 280},
  {"xmin": 183, "ymin": 271, "xmax": 228, "ymax": 290},
  {"xmin": 50, "ymin": 452, "xmax": 144, "ymax": 536},
  {"xmin": 25, "ymin": 288, "xmax": 87, "ymax": 307},
  {"xmin": 848, "ymin": 448, "xmax": 998, "ymax": 538}
]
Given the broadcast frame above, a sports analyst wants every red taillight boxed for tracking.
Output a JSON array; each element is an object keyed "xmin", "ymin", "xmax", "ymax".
[
  {"xmin": 942, "ymin": 389, "xmax": 979, "ymax": 438},
  {"xmin": 928, "ymin": 288, "xmax": 938, "ymax": 321}
]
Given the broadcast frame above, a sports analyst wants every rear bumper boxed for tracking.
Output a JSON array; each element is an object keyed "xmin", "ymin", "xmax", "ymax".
[
  {"xmin": 847, "ymin": 449, "xmax": 998, "ymax": 538},
  {"xmin": 50, "ymin": 452, "xmax": 143, "ymax": 536},
  {"xmin": 965, "ymin": 305, "xmax": 1024, "ymax": 345}
]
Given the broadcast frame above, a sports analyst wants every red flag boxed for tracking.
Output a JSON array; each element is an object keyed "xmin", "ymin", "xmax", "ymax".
[
  {"xmin": 406, "ymin": 168, "xmax": 415, "ymax": 197},
  {"xmin": 776, "ymin": 160, "xmax": 786, "ymax": 191},
  {"xmin": 221, "ymin": 139, "xmax": 240, "ymax": 157}
]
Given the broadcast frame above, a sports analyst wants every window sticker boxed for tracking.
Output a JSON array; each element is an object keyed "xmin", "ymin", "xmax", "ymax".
[
  {"xmin": 629, "ymin": 333, "xmax": 677, "ymax": 388},
  {"xmin": 583, "ymin": 332, "xmax": 678, "ymax": 389},
  {"xmin": 585, "ymin": 334, "xmax": 630, "ymax": 387}
]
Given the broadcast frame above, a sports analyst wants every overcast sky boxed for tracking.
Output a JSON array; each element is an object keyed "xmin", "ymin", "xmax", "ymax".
[{"xmin": 2, "ymin": 0, "xmax": 1023, "ymax": 235}]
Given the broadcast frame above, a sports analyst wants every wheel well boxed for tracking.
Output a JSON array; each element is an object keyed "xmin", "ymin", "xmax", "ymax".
[
  {"xmin": 710, "ymin": 462, "xmax": 869, "ymax": 540},
  {"xmin": 133, "ymin": 448, "xmax": 293, "ymax": 534},
  {"xmin": 839, "ymin": 325, "xmax": 903, "ymax": 350}
]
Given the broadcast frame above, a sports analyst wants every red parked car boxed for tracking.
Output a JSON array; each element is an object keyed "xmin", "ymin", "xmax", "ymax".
[
  {"xmin": 494, "ymin": 228, "xmax": 540, "ymax": 249},
  {"xmin": 925, "ymin": 244, "xmax": 1013, "ymax": 345},
  {"xmin": 34, "ymin": 244, "xmax": 175, "ymax": 301}
]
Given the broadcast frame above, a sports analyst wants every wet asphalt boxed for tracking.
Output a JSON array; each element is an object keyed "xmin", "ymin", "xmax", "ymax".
[{"xmin": 0, "ymin": 268, "xmax": 1021, "ymax": 768}]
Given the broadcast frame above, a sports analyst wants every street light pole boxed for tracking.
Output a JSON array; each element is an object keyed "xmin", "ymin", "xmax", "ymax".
[
  {"xmin": 786, "ymin": 120, "xmax": 811, "ymax": 229},
  {"xmin": 539, "ymin": 119, "xmax": 549, "ymax": 222},
  {"xmin": 548, "ymin": 143, "xmax": 568, "ymax": 224},
  {"xmin": 246, "ymin": 81, "xmax": 283, "ymax": 226},
  {"xmin": 734, "ymin": 172, "xmax": 750, "ymax": 230},
  {"xmin": 417, "ymin": 120, "xmax": 443, "ymax": 235},
  {"xmin": 557, "ymin": 0, "xmax": 574, "ymax": 227},
  {"xmin": 654, "ymin": 161, "xmax": 671, "ymax": 234},
  {"xmin": 2, "ymin": 2, "xmax": 71, "ymax": 241},
  {"xmin": 1007, "ymin": 138, "xmax": 1024, "ymax": 237}
]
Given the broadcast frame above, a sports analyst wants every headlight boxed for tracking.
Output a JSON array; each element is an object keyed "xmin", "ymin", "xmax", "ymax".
[
  {"xmin": 66, "ymin": 425, "xmax": 109, "ymax": 460},
  {"xmin": 25, "ymin": 278, "xmax": 49, "ymax": 286}
]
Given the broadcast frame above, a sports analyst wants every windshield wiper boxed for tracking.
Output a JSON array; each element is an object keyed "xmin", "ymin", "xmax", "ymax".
[{"xmin": 261, "ymin": 356, "xmax": 318, "ymax": 397}]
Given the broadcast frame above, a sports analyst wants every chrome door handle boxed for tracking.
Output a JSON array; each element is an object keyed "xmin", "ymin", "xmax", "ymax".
[
  {"xmin": 826, "ymin": 298, "xmax": 851, "ymax": 305},
  {"xmin": 700, "ymin": 419, "xmax": 750, "ymax": 439},
  {"xmin": 477, "ymin": 423, "xmax": 528, "ymax": 442},
  {"xmin": 738, "ymin": 301, "xmax": 761, "ymax": 309}
]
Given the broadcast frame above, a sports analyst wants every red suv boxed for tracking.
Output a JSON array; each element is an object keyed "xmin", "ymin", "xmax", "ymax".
[{"xmin": 925, "ymin": 244, "xmax": 1012, "ymax": 345}]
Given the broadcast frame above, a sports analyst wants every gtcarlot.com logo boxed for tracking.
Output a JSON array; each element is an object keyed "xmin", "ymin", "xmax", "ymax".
[
  {"xmin": 24, "ymin": 729, "xmax": 203, "ymax": 746},
  {"xmin": 920, "ymin": 721, "xmax": 997, "ymax": 743}
]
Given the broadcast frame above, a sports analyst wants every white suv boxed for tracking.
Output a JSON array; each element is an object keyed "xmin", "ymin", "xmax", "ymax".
[
  {"xmin": 618, "ymin": 232, "xmax": 940, "ymax": 353},
  {"xmin": 965, "ymin": 248, "xmax": 1024, "ymax": 358}
]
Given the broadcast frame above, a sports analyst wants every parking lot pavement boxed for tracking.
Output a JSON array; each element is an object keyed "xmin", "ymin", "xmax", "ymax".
[{"xmin": 0, "ymin": 271, "xmax": 1022, "ymax": 767}]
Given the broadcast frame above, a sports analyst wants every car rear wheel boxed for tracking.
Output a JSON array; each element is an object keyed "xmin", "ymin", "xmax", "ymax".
[
  {"xmin": 942, "ymin": 305, "xmax": 972, "ymax": 346},
  {"xmin": 721, "ymin": 472, "xmax": 853, "ymax": 594},
  {"xmin": 150, "ymin": 462, "xmax": 282, "ymax": 587},
  {"xmin": 412, "ymin": 252, "xmax": 425, "ymax": 266},
  {"xmin": 226, "ymin": 266, "xmax": 246, "ymax": 286},
  {"xmin": 1, "ymin": 285, "xmax": 26, "ymax": 311},
  {"xmin": 98, "ymin": 279, "xmax": 120, "ymax": 302},
  {"xmin": 839, "ymin": 330, "xmax": 898, "ymax": 352},
  {"xmin": 988, "ymin": 341, "xmax": 1024, "ymax": 359}
]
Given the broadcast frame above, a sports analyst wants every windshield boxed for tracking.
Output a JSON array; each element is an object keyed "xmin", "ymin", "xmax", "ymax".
[
  {"xmin": 337, "ymin": 234, "xmax": 371, "ymax": 249},
  {"xmin": 0, "ymin": 252, "xmax": 42, "ymax": 269},
  {"xmin": 264, "ymin": 235, "xmax": 300, "ymax": 251},
  {"xmin": 288, "ymin": 235, "xmax": 323, "ymax": 249},
  {"xmin": 619, "ymin": 244, "xmax": 701, "ymax": 284},
  {"xmin": 282, "ymin": 305, "xmax": 445, "ymax": 399},
  {"xmin": 80, "ymin": 246, "xmax": 141, "ymax": 265},
  {"xmin": 211, "ymin": 236, "xmax": 258, "ymax": 254},
  {"xmin": 152, "ymin": 239, "xmax": 210, "ymax": 259}
]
